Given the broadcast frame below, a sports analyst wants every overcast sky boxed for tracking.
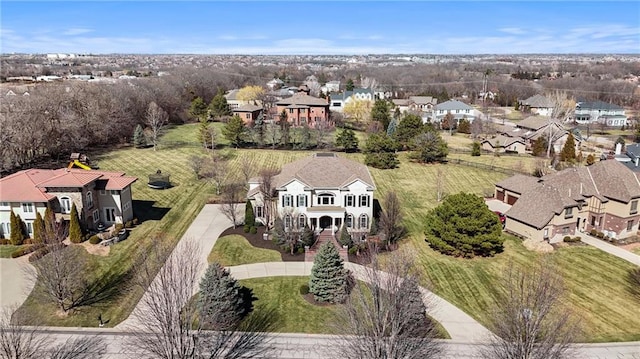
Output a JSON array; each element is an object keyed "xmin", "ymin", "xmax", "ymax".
[{"xmin": 1, "ymin": 1, "xmax": 639, "ymax": 54}]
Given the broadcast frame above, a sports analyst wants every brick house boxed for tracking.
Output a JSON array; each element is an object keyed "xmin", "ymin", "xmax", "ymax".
[
  {"xmin": 0, "ymin": 168, "xmax": 137, "ymax": 238},
  {"xmin": 232, "ymin": 104, "xmax": 263, "ymax": 125},
  {"xmin": 495, "ymin": 160, "xmax": 640, "ymax": 242},
  {"xmin": 275, "ymin": 93, "xmax": 331, "ymax": 128}
]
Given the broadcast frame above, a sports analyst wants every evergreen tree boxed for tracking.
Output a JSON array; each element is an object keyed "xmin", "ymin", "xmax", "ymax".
[
  {"xmin": 9, "ymin": 211, "xmax": 24, "ymax": 245},
  {"xmin": 532, "ymin": 137, "xmax": 550, "ymax": 157},
  {"xmin": 412, "ymin": 130, "xmax": 449, "ymax": 164},
  {"xmin": 425, "ymin": 192, "xmax": 504, "ymax": 258},
  {"xmin": 335, "ymin": 127, "xmax": 359, "ymax": 152},
  {"xmin": 198, "ymin": 262, "xmax": 254, "ymax": 330},
  {"xmin": 560, "ymin": 132, "xmax": 576, "ymax": 163},
  {"xmin": 244, "ymin": 200, "xmax": 255, "ymax": 231},
  {"xmin": 338, "ymin": 225, "xmax": 352, "ymax": 247},
  {"xmin": 400, "ymin": 277, "xmax": 432, "ymax": 337},
  {"xmin": 279, "ymin": 110, "xmax": 291, "ymax": 147},
  {"xmin": 251, "ymin": 113, "xmax": 265, "ymax": 147},
  {"xmin": 222, "ymin": 115, "xmax": 246, "ymax": 148},
  {"xmin": 189, "ymin": 96, "xmax": 208, "ymax": 120},
  {"xmin": 386, "ymin": 115, "xmax": 398, "ymax": 136},
  {"xmin": 297, "ymin": 123, "xmax": 313, "ymax": 149},
  {"xmin": 586, "ymin": 154, "xmax": 596, "ymax": 166},
  {"xmin": 346, "ymin": 78, "xmax": 355, "ymax": 91},
  {"xmin": 44, "ymin": 205, "xmax": 56, "ymax": 241},
  {"xmin": 364, "ymin": 133, "xmax": 399, "ymax": 169},
  {"xmin": 458, "ymin": 119, "xmax": 471, "ymax": 134},
  {"xmin": 471, "ymin": 141, "xmax": 481, "ymax": 156},
  {"xmin": 615, "ymin": 136, "xmax": 626, "ymax": 152},
  {"xmin": 197, "ymin": 118, "xmax": 215, "ymax": 148},
  {"xmin": 69, "ymin": 203, "xmax": 83, "ymax": 243},
  {"xmin": 393, "ymin": 113, "xmax": 424, "ymax": 149},
  {"xmin": 33, "ymin": 212, "xmax": 45, "ymax": 244},
  {"xmin": 300, "ymin": 225, "xmax": 315, "ymax": 247},
  {"xmin": 370, "ymin": 100, "xmax": 391, "ymax": 130},
  {"xmin": 208, "ymin": 91, "xmax": 231, "ymax": 119},
  {"xmin": 309, "ymin": 242, "xmax": 351, "ymax": 303},
  {"xmin": 133, "ymin": 124, "xmax": 146, "ymax": 148}
]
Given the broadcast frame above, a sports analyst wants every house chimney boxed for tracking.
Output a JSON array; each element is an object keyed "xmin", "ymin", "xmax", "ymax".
[{"xmin": 615, "ymin": 142, "xmax": 622, "ymax": 155}]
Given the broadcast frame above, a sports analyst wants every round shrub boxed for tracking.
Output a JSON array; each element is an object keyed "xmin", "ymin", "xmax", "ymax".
[
  {"xmin": 125, "ymin": 220, "xmax": 133, "ymax": 229},
  {"xmin": 89, "ymin": 235, "xmax": 102, "ymax": 245},
  {"xmin": 0, "ymin": 239, "xmax": 10, "ymax": 245},
  {"xmin": 244, "ymin": 225, "xmax": 251, "ymax": 233},
  {"xmin": 132, "ymin": 218, "xmax": 139, "ymax": 226},
  {"xmin": 249, "ymin": 226, "xmax": 257, "ymax": 234},
  {"xmin": 299, "ymin": 284, "xmax": 310, "ymax": 295},
  {"xmin": 563, "ymin": 236, "xmax": 571, "ymax": 242}
]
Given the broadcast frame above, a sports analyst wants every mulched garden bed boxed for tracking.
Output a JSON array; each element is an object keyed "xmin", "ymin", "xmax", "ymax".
[{"xmin": 219, "ymin": 226, "xmax": 305, "ymax": 262}]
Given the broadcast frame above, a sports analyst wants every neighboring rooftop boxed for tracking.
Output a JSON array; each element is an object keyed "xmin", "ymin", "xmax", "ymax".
[
  {"xmin": 520, "ymin": 94, "xmax": 554, "ymax": 108},
  {"xmin": 276, "ymin": 93, "xmax": 328, "ymax": 107},
  {"xmin": 274, "ymin": 153, "xmax": 375, "ymax": 190},
  {"xmin": 435, "ymin": 99, "xmax": 474, "ymax": 111}
]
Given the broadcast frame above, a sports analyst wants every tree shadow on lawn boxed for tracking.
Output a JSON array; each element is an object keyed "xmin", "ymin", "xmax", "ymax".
[
  {"xmin": 133, "ymin": 200, "xmax": 170, "ymax": 222},
  {"xmin": 219, "ymin": 226, "xmax": 305, "ymax": 262},
  {"xmin": 626, "ymin": 267, "xmax": 640, "ymax": 301}
]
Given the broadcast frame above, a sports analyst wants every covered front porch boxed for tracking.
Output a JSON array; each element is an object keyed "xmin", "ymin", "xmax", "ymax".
[{"xmin": 306, "ymin": 206, "xmax": 345, "ymax": 234}]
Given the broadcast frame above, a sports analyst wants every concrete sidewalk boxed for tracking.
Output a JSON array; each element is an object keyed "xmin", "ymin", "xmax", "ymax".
[
  {"xmin": 229, "ymin": 261, "xmax": 492, "ymax": 343},
  {"xmin": 577, "ymin": 233, "xmax": 640, "ymax": 266}
]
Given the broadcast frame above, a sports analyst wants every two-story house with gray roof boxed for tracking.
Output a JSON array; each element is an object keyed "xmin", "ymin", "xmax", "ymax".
[
  {"xmin": 519, "ymin": 94, "xmax": 554, "ymax": 117},
  {"xmin": 495, "ymin": 160, "xmax": 640, "ymax": 242},
  {"xmin": 433, "ymin": 99, "xmax": 480, "ymax": 124},
  {"xmin": 328, "ymin": 88, "xmax": 375, "ymax": 113},
  {"xmin": 574, "ymin": 100, "xmax": 627, "ymax": 126},
  {"xmin": 247, "ymin": 153, "xmax": 376, "ymax": 235}
]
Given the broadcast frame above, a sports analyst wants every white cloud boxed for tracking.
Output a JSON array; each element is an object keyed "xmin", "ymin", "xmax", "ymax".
[
  {"xmin": 63, "ymin": 28, "xmax": 93, "ymax": 36},
  {"xmin": 499, "ymin": 27, "xmax": 526, "ymax": 35}
]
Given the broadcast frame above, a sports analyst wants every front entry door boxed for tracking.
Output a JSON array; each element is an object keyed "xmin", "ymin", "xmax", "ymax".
[{"xmin": 319, "ymin": 216, "xmax": 332, "ymax": 229}]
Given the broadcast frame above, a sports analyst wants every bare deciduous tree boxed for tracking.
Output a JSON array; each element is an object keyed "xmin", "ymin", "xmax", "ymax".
[
  {"xmin": 28, "ymin": 246, "xmax": 92, "ymax": 313},
  {"xmin": 435, "ymin": 166, "xmax": 447, "ymax": 202},
  {"xmin": 378, "ymin": 191, "xmax": 406, "ymax": 248},
  {"xmin": 220, "ymin": 183, "xmax": 245, "ymax": 228},
  {"xmin": 330, "ymin": 251, "xmax": 442, "ymax": 359},
  {"xmin": 201, "ymin": 152, "xmax": 229, "ymax": 195},
  {"xmin": 258, "ymin": 167, "xmax": 279, "ymax": 230},
  {"xmin": 145, "ymin": 101, "xmax": 169, "ymax": 151},
  {"xmin": 239, "ymin": 156, "xmax": 255, "ymax": 186},
  {"xmin": 1, "ymin": 307, "xmax": 106, "ymax": 359},
  {"xmin": 480, "ymin": 261, "xmax": 581, "ymax": 359},
  {"xmin": 127, "ymin": 239, "xmax": 273, "ymax": 359}
]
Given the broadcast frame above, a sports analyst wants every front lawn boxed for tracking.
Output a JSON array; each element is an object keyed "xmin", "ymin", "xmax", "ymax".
[
  {"xmin": 241, "ymin": 276, "xmax": 337, "ymax": 333},
  {"xmin": 208, "ymin": 235, "xmax": 281, "ymax": 266},
  {"xmin": 0, "ymin": 245, "xmax": 22, "ymax": 258}
]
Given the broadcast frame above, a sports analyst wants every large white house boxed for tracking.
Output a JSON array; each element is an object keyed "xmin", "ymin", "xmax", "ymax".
[
  {"xmin": 247, "ymin": 153, "xmax": 376, "ymax": 234},
  {"xmin": 329, "ymin": 88, "xmax": 375, "ymax": 113}
]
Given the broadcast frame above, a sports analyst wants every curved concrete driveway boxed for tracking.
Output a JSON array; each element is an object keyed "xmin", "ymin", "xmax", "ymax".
[
  {"xmin": 229, "ymin": 262, "xmax": 492, "ymax": 342},
  {"xmin": 118, "ymin": 204, "xmax": 490, "ymax": 341},
  {"xmin": 0, "ymin": 257, "xmax": 35, "ymax": 312}
]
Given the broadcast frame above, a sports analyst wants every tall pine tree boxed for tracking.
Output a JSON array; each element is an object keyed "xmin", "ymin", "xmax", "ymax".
[
  {"xmin": 33, "ymin": 212, "xmax": 45, "ymax": 244},
  {"xmin": 133, "ymin": 124, "xmax": 146, "ymax": 148},
  {"xmin": 400, "ymin": 277, "xmax": 431, "ymax": 337},
  {"xmin": 198, "ymin": 262, "xmax": 254, "ymax": 330},
  {"xmin": 309, "ymin": 242, "xmax": 351, "ymax": 303},
  {"xmin": 44, "ymin": 205, "xmax": 56, "ymax": 241},
  {"xmin": 560, "ymin": 132, "xmax": 576, "ymax": 163},
  {"xmin": 9, "ymin": 212, "xmax": 24, "ymax": 245},
  {"xmin": 69, "ymin": 203, "xmax": 83, "ymax": 243},
  {"xmin": 244, "ymin": 200, "xmax": 255, "ymax": 232}
]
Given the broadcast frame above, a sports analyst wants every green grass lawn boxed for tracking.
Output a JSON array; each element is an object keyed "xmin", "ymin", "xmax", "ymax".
[
  {"xmin": 241, "ymin": 277, "xmax": 336, "ymax": 333},
  {"xmin": 0, "ymin": 245, "xmax": 22, "ymax": 258},
  {"xmin": 16, "ymin": 123, "xmax": 640, "ymax": 342},
  {"xmin": 208, "ymin": 235, "xmax": 281, "ymax": 266}
]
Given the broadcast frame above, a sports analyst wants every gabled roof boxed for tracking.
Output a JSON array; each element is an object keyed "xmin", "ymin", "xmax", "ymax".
[
  {"xmin": 0, "ymin": 169, "xmax": 57, "ymax": 202},
  {"xmin": 517, "ymin": 116, "xmax": 558, "ymax": 131},
  {"xmin": 224, "ymin": 89, "xmax": 240, "ymax": 101},
  {"xmin": 409, "ymin": 96, "xmax": 437, "ymax": 105},
  {"xmin": 276, "ymin": 93, "xmax": 328, "ymax": 107},
  {"xmin": 435, "ymin": 99, "xmax": 473, "ymax": 111},
  {"xmin": 233, "ymin": 104, "xmax": 263, "ymax": 112},
  {"xmin": 521, "ymin": 94, "xmax": 553, "ymax": 108},
  {"xmin": 273, "ymin": 153, "xmax": 375, "ymax": 190},
  {"xmin": 499, "ymin": 160, "xmax": 640, "ymax": 228},
  {"xmin": 576, "ymin": 100, "xmax": 623, "ymax": 111},
  {"xmin": 481, "ymin": 135, "xmax": 525, "ymax": 148}
]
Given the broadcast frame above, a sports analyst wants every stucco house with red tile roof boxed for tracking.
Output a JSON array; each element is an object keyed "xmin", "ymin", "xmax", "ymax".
[
  {"xmin": 495, "ymin": 160, "xmax": 640, "ymax": 242},
  {"xmin": 0, "ymin": 168, "xmax": 137, "ymax": 238},
  {"xmin": 247, "ymin": 153, "xmax": 375, "ymax": 235}
]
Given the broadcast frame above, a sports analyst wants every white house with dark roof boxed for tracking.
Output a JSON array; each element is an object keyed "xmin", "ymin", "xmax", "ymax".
[
  {"xmin": 574, "ymin": 100, "xmax": 627, "ymax": 126},
  {"xmin": 0, "ymin": 168, "xmax": 137, "ymax": 238},
  {"xmin": 519, "ymin": 94, "xmax": 554, "ymax": 117},
  {"xmin": 328, "ymin": 88, "xmax": 375, "ymax": 113},
  {"xmin": 433, "ymin": 99, "xmax": 480, "ymax": 124},
  {"xmin": 247, "ymin": 153, "xmax": 376, "ymax": 235}
]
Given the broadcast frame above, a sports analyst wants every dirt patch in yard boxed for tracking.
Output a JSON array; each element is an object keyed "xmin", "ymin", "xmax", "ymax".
[
  {"xmin": 620, "ymin": 242, "xmax": 640, "ymax": 253},
  {"xmin": 78, "ymin": 242, "xmax": 110, "ymax": 256}
]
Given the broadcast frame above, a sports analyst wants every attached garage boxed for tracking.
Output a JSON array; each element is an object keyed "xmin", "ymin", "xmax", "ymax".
[{"xmin": 507, "ymin": 194, "xmax": 518, "ymax": 205}]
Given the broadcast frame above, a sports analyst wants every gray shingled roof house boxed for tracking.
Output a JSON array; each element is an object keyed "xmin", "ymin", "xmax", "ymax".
[{"xmin": 495, "ymin": 160, "xmax": 640, "ymax": 242}]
